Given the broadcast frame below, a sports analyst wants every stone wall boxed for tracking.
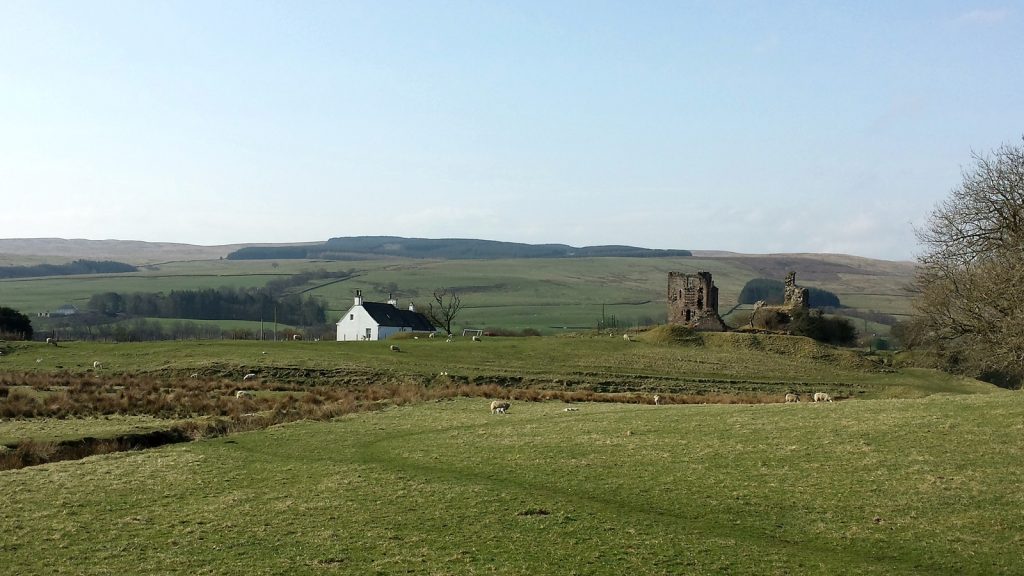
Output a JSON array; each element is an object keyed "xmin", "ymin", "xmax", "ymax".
[{"xmin": 667, "ymin": 271, "xmax": 727, "ymax": 331}]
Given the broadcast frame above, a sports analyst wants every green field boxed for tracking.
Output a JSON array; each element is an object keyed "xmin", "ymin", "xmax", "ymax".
[
  {"xmin": 0, "ymin": 332, "xmax": 986, "ymax": 399},
  {"xmin": 2, "ymin": 393, "xmax": 1020, "ymax": 575},
  {"xmin": 1, "ymin": 254, "xmax": 916, "ymax": 340}
]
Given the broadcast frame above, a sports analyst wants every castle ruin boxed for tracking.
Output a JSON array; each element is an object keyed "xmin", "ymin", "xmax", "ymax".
[
  {"xmin": 783, "ymin": 271, "xmax": 809, "ymax": 311},
  {"xmin": 667, "ymin": 271, "xmax": 727, "ymax": 331}
]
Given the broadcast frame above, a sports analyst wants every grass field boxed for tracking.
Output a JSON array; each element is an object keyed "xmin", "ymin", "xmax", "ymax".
[
  {"xmin": 0, "ymin": 253, "xmax": 916, "ymax": 335},
  {"xmin": 1, "ymin": 393, "xmax": 1020, "ymax": 575},
  {"xmin": 0, "ymin": 331, "xmax": 990, "ymax": 399}
]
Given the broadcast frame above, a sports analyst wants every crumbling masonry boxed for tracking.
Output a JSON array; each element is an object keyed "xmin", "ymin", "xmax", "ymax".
[{"xmin": 667, "ymin": 271, "xmax": 727, "ymax": 331}]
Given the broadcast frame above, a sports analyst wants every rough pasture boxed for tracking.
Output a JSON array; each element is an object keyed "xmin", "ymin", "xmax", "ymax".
[{"xmin": 1, "ymin": 395, "xmax": 1021, "ymax": 575}]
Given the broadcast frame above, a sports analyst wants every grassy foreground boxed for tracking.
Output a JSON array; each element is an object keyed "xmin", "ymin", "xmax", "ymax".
[{"xmin": 1, "ymin": 394, "xmax": 1021, "ymax": 575}]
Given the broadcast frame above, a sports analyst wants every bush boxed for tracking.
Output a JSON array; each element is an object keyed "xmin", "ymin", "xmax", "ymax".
[{"xmin": 790, "ymin": 310, "xmax": 856, "ymax": 346}]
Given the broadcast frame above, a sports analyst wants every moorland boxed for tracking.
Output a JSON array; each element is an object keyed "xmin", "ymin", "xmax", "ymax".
[{"xmin": 2, "ymin": 238, "xmax": 1016, "ymax": 575}]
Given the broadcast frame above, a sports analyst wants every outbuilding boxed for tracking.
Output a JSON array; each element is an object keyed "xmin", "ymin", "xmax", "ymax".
[{"xmin": 336, "ymin": 290, "xmax": 437, "ymax": 341}]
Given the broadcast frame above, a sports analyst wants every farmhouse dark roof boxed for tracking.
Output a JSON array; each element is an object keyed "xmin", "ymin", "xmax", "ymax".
[{"xmin": 361, "ymin": 302, "xmax": 436, "ymax": 331}]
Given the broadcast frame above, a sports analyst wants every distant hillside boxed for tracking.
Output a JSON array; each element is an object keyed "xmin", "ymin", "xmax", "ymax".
[{"xmin": 226, "ymin": 236, "xmax": 693, "ymax": 260}]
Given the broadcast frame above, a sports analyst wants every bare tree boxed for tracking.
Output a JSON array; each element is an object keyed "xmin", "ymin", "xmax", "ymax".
[
  {"xmin": 425, "ymin": 288, "xmax": 464, "ymax": 336},
  {"xmin": 913, "ymin": 139, "xmax": 1024, "ymax": 386}
]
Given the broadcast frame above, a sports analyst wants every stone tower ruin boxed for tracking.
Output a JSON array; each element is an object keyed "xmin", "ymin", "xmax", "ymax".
[{"xmin": 667, "ymin": 271, "xmax": 727, "ymax": 331}]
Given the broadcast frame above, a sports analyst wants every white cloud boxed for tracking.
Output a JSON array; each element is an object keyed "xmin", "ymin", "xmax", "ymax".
[{"xmin": 956, "ymin": 8, "xmax": 1011, "ymax": 24}]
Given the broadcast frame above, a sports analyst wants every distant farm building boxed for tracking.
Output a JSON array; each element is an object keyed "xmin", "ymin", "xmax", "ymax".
[
  {"xmin": 44, "ymin": 304, "xmax": 80, "ymax": 317},
  {"xmin": 336, "ymin": 290, "xmax": 437, "ymax": 341},
  {"xmin": 667, "ymin": 271, "xmax": 727, "ymax": 331}
]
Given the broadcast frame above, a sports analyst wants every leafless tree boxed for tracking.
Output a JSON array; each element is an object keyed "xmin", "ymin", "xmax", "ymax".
[
  {"xmin": 913, "ymin": 139, "xmax": 1024, "ymax": 386},
  {"xmin": 425, "ymin": 288, "xmax": 464, "ymax": 336}
]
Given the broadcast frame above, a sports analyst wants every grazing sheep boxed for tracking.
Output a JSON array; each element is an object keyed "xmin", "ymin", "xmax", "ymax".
[
  {"xmin": 472, "ymin": 336, "xmax": 481, "ymax": 342},
  {"xmin": 653, "ymin": 394, "xmax": 661, "ymax": 405},
  {"xmin": 428, "ymin": 332, "xmax": 435, "ymax": 338},
  {"xmin": 92, "ymin": 361, "xmax": 102, "ymax": 369},
  {"xmin": 190, "ymin": 373, "xmax": 199, "ymax": 379},
  {"xmin": 490, "ymin": 400, "xmax": 511, "ymax": 414},
  {"xmin": 45, "ymin": 337, "xmax": 56, "ymax": 346},
  {"xmin": 623, "ymin": 333, "xmax": 631, "ymax": 341},
  {"xmin": 390, "ymin": 345, "xmax": 401, "ymax": 352},
  {"xmin": 235, "ymin": 390, "xmax": 256, "ymax": 399},
  {"xmin": 813, "ymin": 392, "xmax": 833, "ymax": 403},
  {"xmin": 785, "ymin": 393, "xmax": 799, "ymax": 403},
  {"xmin": 563, "ymin": 407, "xmax": 579, "ymax": 412},
  {"xmin": 243, "ymin": 373, "xmax": 257, "ymax": 381},
  {"xmin": 292, "ymin": 334, "xmax": 302, "ymax": 341}
]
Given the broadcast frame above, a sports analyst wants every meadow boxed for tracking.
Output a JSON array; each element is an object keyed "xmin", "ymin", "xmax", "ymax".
[
  {"xmin": 1, "ymin": 393, "xmax": 1020, "ymax": 575},
  {"xmin": 0, "ymin": 254, "xmax": 916, "ymax": 336}
]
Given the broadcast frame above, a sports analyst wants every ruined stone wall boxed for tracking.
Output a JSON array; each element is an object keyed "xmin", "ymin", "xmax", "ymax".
[
  {"xmin": 783, "ymin": 271, "xmax": 809, "ymax": 311},
  {"xmin": 667, "ymin": 271, "xmax": 726, "ymax": 331}
]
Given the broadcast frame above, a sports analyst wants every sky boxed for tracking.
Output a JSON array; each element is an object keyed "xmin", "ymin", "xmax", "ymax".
[{"xmin": 1, "ymin": 1, "xmax": 1022, "ymax": 261}]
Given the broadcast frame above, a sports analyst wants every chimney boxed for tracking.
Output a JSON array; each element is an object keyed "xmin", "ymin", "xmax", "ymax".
[
  {"xmin": 408, "ymin": 302, "xmax": 416, "ymax": 312},
  {"xmin": 387, "ymin": 293, "xmax": 399, "ymax": 307},
  {"xmin": 354, "ymin": 289, "xmax": 363, "ymax": 307}
]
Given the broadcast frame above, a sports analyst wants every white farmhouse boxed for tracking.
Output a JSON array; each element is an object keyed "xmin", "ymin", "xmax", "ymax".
[{"xmin": 336, "ymin": 290, "xmax": 437, "ymax": 341}]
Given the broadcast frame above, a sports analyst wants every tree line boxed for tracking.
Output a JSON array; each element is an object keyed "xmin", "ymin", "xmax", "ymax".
[
  {"xmin": 737, "ymin": 278, "xmax": 841, "ymax": 308},
  {"xmin": 0, "ymin": 259, "xmax": 136, "ymax": 279},
  {"xmin": 87, "ymin": 287, "xmax": 327, "ymax": 326}
]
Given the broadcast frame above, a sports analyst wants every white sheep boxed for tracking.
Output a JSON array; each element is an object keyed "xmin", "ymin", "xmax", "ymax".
[
  {"xmin": 563, "ymin": 407, "xmax": 579, "ymax": 412},
  {"xmin": 45, "ymin": 337, "xmax": 56, "ymax": 346},
  {"xmin": 92, "ymin": 361, "xmax": 102, "ymax": 369},
  {"xmin": 653, "ymin": 394, "xmax": 661, "ymax": 405},
  {"xmin": 235, "ymin": 390, "xmax": 256, "ymax": 399},
  {"xmin": 292, "ymin": 334, "xmax": 302, "ymax": 341},
  {"xmin": 623, "ymin": 333, "xmax": 631, "ymax": 341},
  {"xmin": 785, "ymin": 393, "xmax": 799, "ymax": 403},
  {"xmin": 390, "ymin": 345, "xmax": 401, "ymax": 352},
  {"xmin": 813, "ymin": 392, "xmax": 833, "ymax": 403},
  {"xmin": 490, "ymin": 400, "xmax": 511, "ymax": 414},
  {"xmin": 472, "ymin": 336, "xmax": 481, "ymax": 342},
  {"xmin": 190, "ymin": 373, "xmax": 199, "ymax": 379},
  {"xmin": 243, "ymin": 373, "xmax": 257, "ymax": 381}
]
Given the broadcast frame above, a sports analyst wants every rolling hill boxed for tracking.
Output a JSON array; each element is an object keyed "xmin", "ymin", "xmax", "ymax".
[{"xmin": 0, "ymin": 237, "xmax": 917, "ymax": 335}]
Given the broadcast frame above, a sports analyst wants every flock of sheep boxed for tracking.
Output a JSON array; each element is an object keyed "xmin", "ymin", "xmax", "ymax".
[{"xmin": 785, "ymin": 392, "xmax": 833, "ymax": 403}]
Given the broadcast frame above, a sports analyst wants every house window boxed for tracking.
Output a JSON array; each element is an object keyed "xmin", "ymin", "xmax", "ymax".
[{"xmin": 350, "ymin": 314, "xmax": 354, "ymax": 320}]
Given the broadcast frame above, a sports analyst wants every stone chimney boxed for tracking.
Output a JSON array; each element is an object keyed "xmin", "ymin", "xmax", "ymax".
[
  {"xmin": 354, "ymin": 289, "xmax": 363, "ymax": 307},
  {"xmin": 408, "ymin": 302, "xmax": 416, "ymax": 312},
  {"xmin": 387, "ymin": 293, "xmax": 398, "ymax": 307}
]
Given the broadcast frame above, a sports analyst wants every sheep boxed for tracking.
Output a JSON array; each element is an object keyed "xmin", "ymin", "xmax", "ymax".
[
  {"xmin": 292, "ymin": 334, "xmax": 302, "ymax": 341},
  {"xmin": 653, "ymin": 394, "xmax": 661, "ymax": 406},
  {"xmin": 428, "ymin": 332, "xmax": 435, "ymax": 338},
  {"xmin": 472, "ymin": 336, "xmax": 481, "ymax": 342},
  {"xmin": 563, "ymin": 407, "xmax": 579, "ymax": 412},
  {"xmin": 235, "ymin": 390, "xmax": 256, "ymax": 399},
  {"xmin": 785, "ymin": 393, "xmax": 799, "ymax": 403},
  {"xmin": 490, "ymin": 400, "xmax": 511, "ymax": 414},
  {"xmin": 813, "ymin": 392, "xmax": 833, "ymax": 403},
  {"xmin": 190, "ymin": 373, "xmax": 199, "ymax": 379},
  {"xmin": 45, "ymin": 337, "xmax": 57, "ymax": 346},
  {"xmin": 390, "ymin": 345, "xmax": 401, "ymax": 352},
  {"xmin": 92, "ymin": 361, "xmax": 102, "ymax": 369},
  {"xmin": 623, "ymin": 333, "xmax": 631, "ymax": 341},
  {"xmin": 243, "ymin": 373, "xmax": 257, "ymax": 381}
]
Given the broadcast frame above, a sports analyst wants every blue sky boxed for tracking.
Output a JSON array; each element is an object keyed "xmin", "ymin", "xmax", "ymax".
[{"xmin": 1, "ymin": 1, "xmax": 1021, "ymax": 260}]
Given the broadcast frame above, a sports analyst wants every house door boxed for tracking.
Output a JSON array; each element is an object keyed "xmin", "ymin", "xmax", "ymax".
[{"xmin": 365, "ymin": 328, "xmax": 372, "ymax": 341}]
